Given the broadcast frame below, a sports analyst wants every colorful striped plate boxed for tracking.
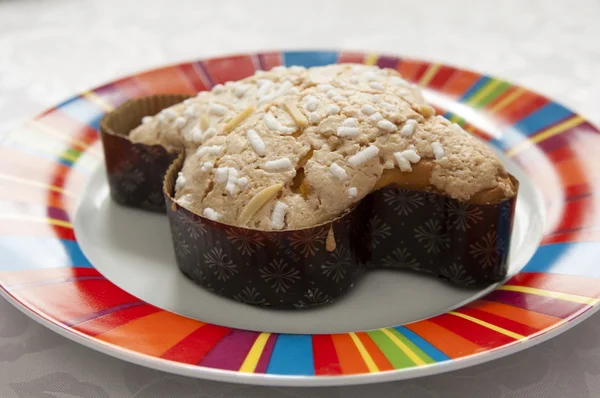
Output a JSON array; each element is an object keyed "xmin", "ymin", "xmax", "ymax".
[{"xmin": 1, "ymin": 51, "xmax": 599, "ymax": 386}]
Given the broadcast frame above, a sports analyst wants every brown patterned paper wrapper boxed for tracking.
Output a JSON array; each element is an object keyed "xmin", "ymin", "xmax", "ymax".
[
  {"xmin": 100, "ymin": 94, "xmax": 190, "ymax": 212},
  {"xmin": 164, "ymin": 153, "xmax": 519, "ymax": 309}
]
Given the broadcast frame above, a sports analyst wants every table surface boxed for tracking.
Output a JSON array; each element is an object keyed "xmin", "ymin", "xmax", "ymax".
[{"xmin": 1, "ymin": 0, "xmax": 600, "ymax": 396}]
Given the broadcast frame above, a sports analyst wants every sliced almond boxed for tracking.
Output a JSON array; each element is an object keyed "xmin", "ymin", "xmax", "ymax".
[
  {"xmin": 239, "ymin": 183, "xmax": 283, "ymax": 224},
  {"xmin": 326, "ymin": 225, "xmax": 336, "ymax": 252},
  {"xmin": 418, "ymin": 104, "xmax": 436, "ymax": 118},
  {"xmin": 200, "ymin": 113, "xmax": 210, "ymax": 131},
  {"xmin": 223, "ymin": 106, "xmax": 255, "ymax": 133},
  {"xmin": 284, "ymin": 101, "xmax": 308, "ymax": 128}
]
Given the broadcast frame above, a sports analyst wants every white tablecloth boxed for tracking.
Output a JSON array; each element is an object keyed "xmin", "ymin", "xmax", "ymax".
[{"xmin": 1, "ymin": 0, "xmax": 600, "ymax": 396}]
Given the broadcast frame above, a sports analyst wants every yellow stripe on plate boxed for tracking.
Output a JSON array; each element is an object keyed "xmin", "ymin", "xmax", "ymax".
[
  {"xmin": 488, "ymin": 87, "xmax": 524, "ymax": 113},
  {"xmin": 0, "ymin": 173, "xmax": 74, "ymax": 197},
  {"xmin": 349, "ymin": 332, "xmax": 379, "ymax": 372},
  {"xmin": 498, "ymin": 285, "xmax": 599, "ymax": 306},
  {"xmin": 449, "ymin": 311, "xmax": 526, "ymax": 340},
  {"xmin": 465, "ymin": 79, "xmax": 503, "ymax": 107},
  {"xmin": 381, "ymin": 328, "xmax": 426, "ymax": 366},
  {"xmin": 82, "ymin": 91, "xmax": 116, "ymax": 113},
  {"xmin": 27, "ymin": 120, "xmax": 99, "ymax": 157},
  {"xmin": 239, "ymin": 332, "xmax": 271, "ymax": 373},
  {"xmin": 418, "ymin": 64, "xmax": 440, "ymax": 87},
  {"xmin": 364, "ymin": 53, "xmax": 379, "ymax": 66},
  {"xmin": 507, "ymin": 115, "xmax": 585, "ymax": 157},
  {"xmin": 0, "ymin": 215, "xmax": 72, "ymax": 229}
]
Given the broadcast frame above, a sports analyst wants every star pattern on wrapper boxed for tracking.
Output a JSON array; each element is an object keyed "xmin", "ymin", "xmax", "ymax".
[
  {"xmin": 226, "ymin": 228, "xmax": 265, "ymax": 256},
  {"xmin": 233, "ymin": 286, "xmax": 270, "ymax": 306},
  {"xmin": 439, "ymin": 263, "xmax": 475, "ymax": 286},
  {"xmin": 447, "ymin": 201, "xmax": 484, "ymax": 231},
  {"xmin": 369, "ymin": 215, "xmax": 391, "ymax": 248},
  {"xmin": 414, "ymin": 219, "xmax": 450, "ymax": 254},
  {"xmin": 289, "ymin": 228, "xmax": 327, "ymax": 257},
  {"xmin": 178, "ymin": 211, "xmax": 207, "ymax": 239},
  {"xmin": 469, "ymin": 231, "xmax": 505, "ymax": 268},
  {"xmin": 204, "ymin": 247, "xmax": 238, "ymax": 281},
  {"xmin": 171, "ymin": 224, "xmax": 191, "ymax": 258},
  {"xmin": 141, "ymin": 190, "xmax": 165, "ymax": 210},
  {"xmin": 500, "ymin": 201, "xmax": 513, "ymax": 222},
  {"xmin": 321, "ymin": 246, "xmax": 352, "ymax": 282},
  {"xmin": 113, "ymin": 161, "xmax": 145, "ymax": 193},
  {"xmin": 259, "ymin": 259, "xmax": 300, "ymax": 293},
  {"xmin": 294, "ymin": 288, "xmax": 333, "ymax": 308},
  {"xmin": 380, "ymin": 247, "xmax": 421, "ymax": 271},
  {"xmin": 383, "ymin": 189, "xmax": 424, "ymax": 216}
]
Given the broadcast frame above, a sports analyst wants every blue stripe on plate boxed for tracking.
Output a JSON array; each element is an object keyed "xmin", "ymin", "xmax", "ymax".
[
  {"xmin": 513, "ymin": 102, "xmax": 573, "ymax": 137},
  {"xmin": 522, "ymin": 242, "xmax": 600, "ymax": 277},
  {"xmin": 459, "ymin": 76, "xmax": 491, "ymax": 102},
  {"xmin": 393, "ymin": 326, "xmax": 450, "ymax": 362},
  {"xmin": 0, "ymin": 237, "xmax": 92, "ymax": 272},
  {"xmin": 57, "ymin": 96, "xmax": 104, "ymax": 132},
  {"xmin": 266, "ymin": 334, "xmax": 315, "ymax": 376},
  {"xmin": 283, "ymin": 51, "xmax": 338, "ymax": 68}
]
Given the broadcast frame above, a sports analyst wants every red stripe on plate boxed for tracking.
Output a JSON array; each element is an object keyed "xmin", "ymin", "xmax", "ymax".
[
  {"xmin": 484, "ymin": 290, "xmax": 590, "ymax": 319},
  {"xmin": 312, "ymin": 334, "xmax": 342, "ymax": 375},
  {"xmin": 455, "ymin": 307, "xmax": 540, "ymax": 336},
  {"xmin": 427, "ymin": 65, "xmax": 457, "ymax": 90},
  {"xmin": 202, "ymin": 55, "xmax": 257, "ymax": 84},
  {"xmin": 552, "ymin": 196, "xmax": 597, "ymax": 233},
  {"xmin": 257, "ymin": 52, "xmax": 282, "ymax": 70},
  {"xmin": 430, "ymin": 313, "xmax": 518, "ymax": 349},
  {"xmin": 14, "ymin": 280, "xmax": 139, "ymax": 323},
  {"xmin": 160, "ymin": 323, "xmax": 230, "ymax": 365},
  {"xmin": 134, "ymin": 67, "xmax": 197, "ymax": 95},
  {"xmin": 178, "ymin": 63, "xmax": 209, "ymax": 92},
  {"xmin": 493, "ymin": 91, "xmax": 548, "ymax": 125},
  {"xmin": 542, "ymin": 230, "xmax": 600, "ymax": 244},
  {"xmin": 33, "ymin": 111, "xmax": 99, "ymax": 149},
  {"xmin": 72, "ymin": 304, "xmax": 161, "ymax": 336}
]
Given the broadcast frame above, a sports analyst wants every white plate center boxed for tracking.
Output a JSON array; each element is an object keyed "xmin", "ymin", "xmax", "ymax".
[{"xmin": 74, "ymin": 153, "xmax": 543, "ymax": 334}]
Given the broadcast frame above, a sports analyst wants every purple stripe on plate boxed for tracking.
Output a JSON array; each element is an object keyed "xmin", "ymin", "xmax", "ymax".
[
  {"xmin": 255, "ymin": 333, "xmax": 278, "ymax": 373},
  {"xmin": 198, "ymin": 329, "xmax": 259, "ymax": 370},
  {"xmin": 484, "ymin": 290, "xmax": 590, "ymax": 319},
  {"xmin": 47, "ymin": 207, "xmax": 70, "ymax": 223},
  {"xmin": 376, "ymin": 56, "xmax": 400, "ymax": 70}
]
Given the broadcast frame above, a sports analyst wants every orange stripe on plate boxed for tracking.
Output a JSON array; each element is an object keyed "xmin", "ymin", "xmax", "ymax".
[
  {"xmin": 134, "ymin": 67, "xmax": 197, "ymax": 95},
  {"xmin": 554, "ymin": 158, "xmax": 591, "ymax": 187},
  {"xmin": 440, "ymin": 70, "xmax": 481, "ymax": 98},
  {"xmin": 468, "ymin": 300, "xmax": 562, "ymax": 330},
  {"xmin": 331, "ymin": 333, "xmax": 369, "ymax": 374},
  {"xmin": 405, "ymin": 320, "xmax": 484, "ymax": 358},
  {"xmin": 95, "ymin": 311, "xmax": 204, "ymax": 357},
  {"xmin": 355, "ymin": 332, "xmax": 394, "ymax": 371},
  {"xmin": 396, "ymin": 60, "xmax": 424, "ymax": 82}
]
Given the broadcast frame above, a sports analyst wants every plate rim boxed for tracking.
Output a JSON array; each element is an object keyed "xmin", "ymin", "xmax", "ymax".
[{"xmin": 1, "ymin": 49, "xmax": 599, "ymax": 386}]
